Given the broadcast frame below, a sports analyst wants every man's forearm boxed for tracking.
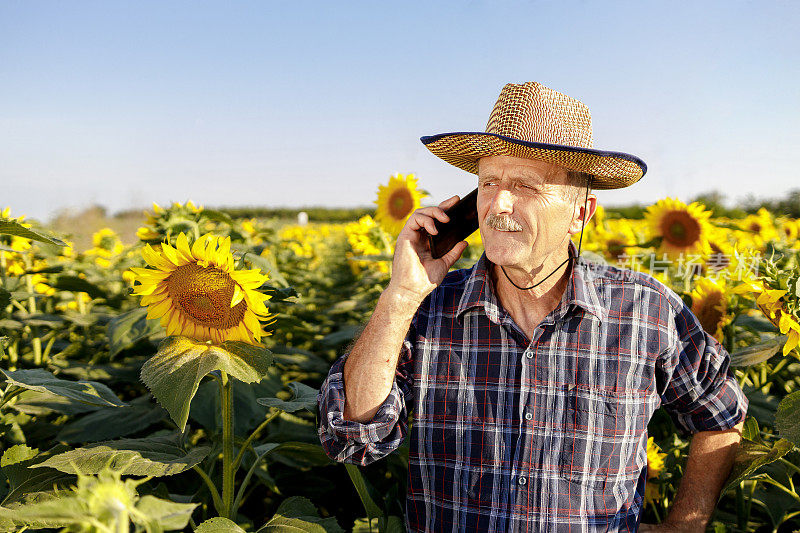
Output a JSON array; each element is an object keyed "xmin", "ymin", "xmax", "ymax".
[
  {"xmin": 661, "ymin": 422, "xmax": 743, "ymax": 531},
  {"xmin": 342, "ymin": 288, "xmax": 420, "ymax": 422}
]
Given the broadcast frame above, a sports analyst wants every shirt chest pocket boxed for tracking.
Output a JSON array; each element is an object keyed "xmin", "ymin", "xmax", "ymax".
[{"xmin": 558, "ymin": 387, "xmax": 649, "ymax": 488}]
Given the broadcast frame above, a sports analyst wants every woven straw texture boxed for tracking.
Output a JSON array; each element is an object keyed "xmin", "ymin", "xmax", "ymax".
[{"xmin": 422, "ymin": 82, "xmax": 646, "ymax": 190}]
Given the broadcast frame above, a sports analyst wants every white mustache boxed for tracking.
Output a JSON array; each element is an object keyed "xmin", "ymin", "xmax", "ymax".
[{"xmin": 485, "ymin": 214, "xmax": 523, "ymax": 231}]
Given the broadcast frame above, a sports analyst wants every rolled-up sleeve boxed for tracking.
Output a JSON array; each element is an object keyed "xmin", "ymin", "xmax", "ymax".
[
  {"xmin": 658, "ymin": 299, "xmax": 748, "ymax": 434},
  {"xmin": 317, "ymin": 333, "xmax": 414, "ymax": 466}
]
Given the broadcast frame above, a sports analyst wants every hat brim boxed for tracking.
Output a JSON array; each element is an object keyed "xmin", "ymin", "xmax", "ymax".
[{"xmin": 421, "ymin": 132, "xmax": 646, "ymax": 190}]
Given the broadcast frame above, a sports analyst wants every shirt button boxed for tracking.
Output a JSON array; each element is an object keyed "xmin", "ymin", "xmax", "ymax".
[
  {"xmin": 524, "ymin": 350, "xmax": 533, "ymax": 359},
  {"xmin": 518, "ymin": 476, "xmax": 527, "ymax": 486},
  {"xmin": 525, "ymin": 412, "xmax": 533, "ymax": 420}
]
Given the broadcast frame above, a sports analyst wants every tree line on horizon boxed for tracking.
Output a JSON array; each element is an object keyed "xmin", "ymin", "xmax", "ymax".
[{"xmin": 51, "ymin": 188, "xmax": 800, "ymax": 225}]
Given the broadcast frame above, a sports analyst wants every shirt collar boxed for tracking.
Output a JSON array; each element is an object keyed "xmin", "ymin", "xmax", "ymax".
[{"xmin": 456, "ymin": 241, "xmax": 607, "ymax": 324}]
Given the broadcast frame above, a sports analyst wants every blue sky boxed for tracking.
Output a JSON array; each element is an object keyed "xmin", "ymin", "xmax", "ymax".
[{"xmin": 2, "ymin": 1, "xmax": 799, "ymax": 221}]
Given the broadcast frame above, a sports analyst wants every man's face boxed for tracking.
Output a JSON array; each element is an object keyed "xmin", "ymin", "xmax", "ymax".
[{"xmin": 476, "ymin": 155, "xmax": 592, "ymax": 272}]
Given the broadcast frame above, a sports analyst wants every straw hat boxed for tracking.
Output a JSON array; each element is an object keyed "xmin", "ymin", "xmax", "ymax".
[{"xmin": 421, "ymin": 81, "xmax": 647, "ymax": 189}]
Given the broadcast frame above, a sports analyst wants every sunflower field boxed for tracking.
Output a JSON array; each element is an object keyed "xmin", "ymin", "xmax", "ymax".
[{"xmin": 2, "ymin": 174, "xmax": 800, "ymax": 533}]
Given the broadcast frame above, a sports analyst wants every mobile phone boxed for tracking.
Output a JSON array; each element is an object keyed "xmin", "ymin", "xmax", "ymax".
[{"xmin": 427, "ymin": 188, "xmax": 479, "ymax": 259}]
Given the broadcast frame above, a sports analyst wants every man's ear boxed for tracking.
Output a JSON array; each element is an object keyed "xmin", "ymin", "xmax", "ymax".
[{"xmin": 568, "ymin": 194, "xmax": 597, "ymax": 235}]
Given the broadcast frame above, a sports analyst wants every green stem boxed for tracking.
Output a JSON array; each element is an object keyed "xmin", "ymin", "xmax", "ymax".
[
  {"xmin": 760, "ymin": 478, "xmax": 800, "ymax": 504},
  {"xmin": 232, "ymin": 409, "xmax": 281, "ymax": 473},
  {"xmin": 651, "ymin": 499, "xmax": 662, "ymax": 523},
  {"xmin": 379, "ymin": 228, "xmax": 393, "ymax": 277},
  {"xmin": 24, "ymin": 272, "xmax": 42, "ymax": 366},
  {"xmin": 220, "ymin": 370, "xmax": 235, "ymax": 518},
  {"xmin": 778, "ymin": 457, "xmax": 800, "ymax": 478},
  {"xmin": 0, "ymin": 251, "xmax": 7, "ymax": 286},
  {"xmin": 0, "ymin": 386, "xmax": 24, "ymax": 409},
  {"xmin": 771, "ymin": 357, "xmax": 790, "ymax": 376},
  {"xmin": 736, "ymin": 483, "xmax": 746, "ymax": 530},
  {"xmin": 232, "ymin": 443, "xmax": 265, "ymax": 515},
  {"xmin": 41, "ymin": 335, "xmax": 56, "ymax": 363},
  {"xmin": 7, "ymin": 339, "xmax": 17, "ymax": 370},
  {"xmin": 745, "ymin": 480, "xmax": 756, "ymax": 527},
  {"xmin": 192, "ymin": 465, "xmax": 223, "ymax": 515}
]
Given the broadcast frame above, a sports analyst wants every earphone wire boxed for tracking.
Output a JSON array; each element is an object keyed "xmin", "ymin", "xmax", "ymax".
[{"xmin": 500, "ymin": 176, "xmax": 593, "ymax": 291}]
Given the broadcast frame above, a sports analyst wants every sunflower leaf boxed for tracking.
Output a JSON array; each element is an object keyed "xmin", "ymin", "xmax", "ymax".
[
  {"xmin": 195, "ymin": 517, "xmax": 248, "ymax": 533},
  {"xmin": 0, "ymin": 369, "xmax": 126, "ymax": 409},
  {"xmin": 257, "ymin": 495, "xmax": 344, "ymax": 533},
  {"xmin": 133, "ymin": 495, "xmax": 198, "ymax": 530},
  {"xmin": 256, "ymin": 382, "xmax": 318, "ymax": 413},
  {"xmin": 344, "ymin": 464, "xmax": 383, "ymax": 520},
  {"xmin": 0, "ymin": 492, "xmax": 88, "ymax": 529},
  {"xmin": 140, "ymin": 336, "xmax": 273, "ymax": 431},
  {"xmin": 775, "ymin": 390, "xmax": 800, "ymax": 447},
  {"xmin": 31, "ymin": 433, "xmax": 211, "ymax": 477},
  {"xmin": 108, "ymin": 307, "xmax": 162, "ymax": 358},
  {"xmin": 731, "ymin": 335, "xmax": 787, "ymax": 367},
  {"xmin": 720, "ymin": 437, "xmax": 793, "ymax": 497},
  {"xmin": 0, "ymin": 219, "xmax": 66, "ymax": 246},
  {"xmin": 56, "ymin": 401, "xmax": 166, "ymax": 443},
  {"xmin": 52, "ymin": 275, "xmax": 106, "ymax": 299},
  {"xmin": 1, "ymin": 444, "xmax": 75, "ymax": 505},
  {"xmin": 231, "ymin": 243, "xmax": 288, "ymax": 287},
  {"xmin": 201, "ymin": 209, "xmax": 234, "ymax": 226}
]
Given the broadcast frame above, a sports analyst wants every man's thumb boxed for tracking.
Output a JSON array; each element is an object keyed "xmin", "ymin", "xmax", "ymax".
[{"xmin": 441, "ymin": 241, "xmax": 468, "ymax": 267}]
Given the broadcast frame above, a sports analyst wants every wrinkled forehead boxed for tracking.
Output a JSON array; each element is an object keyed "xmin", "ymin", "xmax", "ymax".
[{"xmin": 477, "ymin": 155, "xmax": 568, "ymax": 184}]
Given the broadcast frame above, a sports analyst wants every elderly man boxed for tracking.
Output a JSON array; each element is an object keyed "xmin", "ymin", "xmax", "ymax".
[{"xmin": 318, "ymin": 82, "xmax": 747, "ymax": 532}]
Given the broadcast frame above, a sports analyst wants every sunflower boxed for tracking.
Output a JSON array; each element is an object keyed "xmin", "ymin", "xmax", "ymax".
[
  {"xmin": 756, "ymin": 286, "xmax": 787, "ymax": 325},
  {"xmin": 345, "ymin": 215, "xmax": 391, "ymax": 274},
  {"xmin": 374, "ymin": 174, "xmax": 427, "ymax": 234},
  {"xmin": 646, "ymin": 437, "xmax": 666, "ymax": 479},
  {"xmin": 705, "ymin": 229, "xmax": 735, "ymax": 277},
  {"xmin": 779, "ymin": 313, "xmax": 800, "ymax": 357},
  {"xmin": 86, "ymin": 228, "xmax": 125, "ymax": 268},
  {"xmin": 778, "ymin": 217, "xmax": 799, "ymax": 245},
  {"xmin": 589, "ymin": 204, "xmax": 606, "ymax": 232},
  {"xmin": 740, "ymin": 208, "xmax": 778, "ymax": 248},
  {"xmin": 690, "ymin": 277, "xmax": 731, "ymax": 342},
  {"xmin": 137, "ymin": 201, "xmax": 204, "ymax": 243},
  {"xmin": 645, "ymin": 198, "xmax": 712, "ymax": 260},
  {"xmin": 751, "ymin": 283, "xmax": 800, "ymax": 357},
  {"xmin": 644, "ymin": 437, "xmax": 667, "ymax": 506},
  {"xmin": 129, "ymin": 232, "xmax": 272, "ymax": 344},
  {"xmin": 0, "ymin": 207, "xmax": 33, "ymax": 254},
  {"xmin": 595, "ymin": 219, "xmax": 639, "ymax": 263}
]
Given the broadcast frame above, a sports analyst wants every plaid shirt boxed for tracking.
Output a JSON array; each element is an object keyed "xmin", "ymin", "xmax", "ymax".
[{"xmin": 318, "ymin": 247, "xmax": 747, "ymax": 532}]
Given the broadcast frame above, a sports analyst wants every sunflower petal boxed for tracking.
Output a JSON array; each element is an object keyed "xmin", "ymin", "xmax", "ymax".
[
  {"xmin": 191, "ymin": 234, "xmax": 208, "ymax": 257},
  {"xmin": 133, "ymin": 282, "xmax": 159, "ymax": 296},
  {"xmin": 243, "ymin": 311, "xmax": 261, "ymax": 336},
  {"xmin": 141, "ymin": 290, "xmax": 168, "ymax": 306},
  {"xmin": 161, "ymin": 243, "xmax": 183, "ymax": 267},
  {"xmin": 164, "ymin": 308, "xmax": 182, "ymax": 336},
  {"xmin": 786, "ymin": 330, "xmax": 800, "ymax": 357},
  {"xmin": 130, "ymin": 267, "xmax": 171, "ymax": 280},
  {"xmin": 238, "ymin": 322, "xmax": 253, "ymax": 342},
  {"xmin": 147, "ymin": 298, "xmax": 173, "ymax": 321},
  {"xmin": 217, "ymin": 236, "xmax": 231, "ymax": 261},
  {"xmin": 175, "ymin": 233, "xmax": 195, "ymax": 263},
  {"xmin": 231, "ymin": 284, "xmax": 245, "ymax": 308},
  {"xmin": 204, "ymin": 236, "xmax": 217, "ymax": 262},
  {"xmin": 142, "ymin": 245, "xmax": 175, "ymax": 271}
]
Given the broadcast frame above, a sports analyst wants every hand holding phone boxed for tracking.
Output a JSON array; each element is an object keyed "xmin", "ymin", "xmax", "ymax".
[{"xmin": 426, "ymin": 188, "xmax": 479, "ymax": 259}]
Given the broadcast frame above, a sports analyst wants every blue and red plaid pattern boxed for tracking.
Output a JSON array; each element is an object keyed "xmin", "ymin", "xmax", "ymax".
[{"xmin": 318, "ymin": 248, "xmax": 747, "ymax": 532}]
